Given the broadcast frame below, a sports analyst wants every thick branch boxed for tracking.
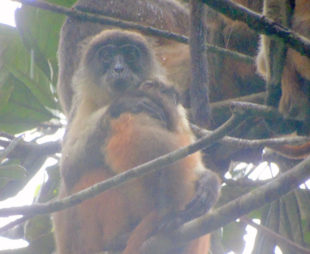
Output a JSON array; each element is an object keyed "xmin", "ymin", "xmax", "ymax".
[
  {"xmin": 17, "ymin": 0, "xmax": 310, "ymax": 60},
  {"xmin": 201, "ymin": 0, "xmax": 310, "ymax": 58},
  {"xmin": 189, "ymin": 0, "xmax": 211, "ymax": 126},
  {"xmin": 141, "ymin": 155, "xmax": 310, "ymax": 253},
  {"xmin": 0, "ymin": 114, "xmax": 243, "ymax": 218},
  {"xmin": 13, "ymin": 0, "xmax": 253, "ymax": 63}
]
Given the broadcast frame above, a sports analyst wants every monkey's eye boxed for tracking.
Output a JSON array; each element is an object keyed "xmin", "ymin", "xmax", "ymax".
[
  {"xmin": 97, "ymin": 45, "xmax": 116, "ymax": 64},
  {"xmin": 121, "ymin": 45, "xmax": 141, "ymax": 64}
]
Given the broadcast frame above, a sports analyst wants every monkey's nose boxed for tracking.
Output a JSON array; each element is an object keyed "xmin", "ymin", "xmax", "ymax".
[
  {"xmin": 114, "ymin": 64, "xmax": 124, "ymax": 73},
  {"xmin": 114, "ymin": 65, "xmax": 124, "ymax": 73},
  {"xmin": 113, "ymin": 55, "xmax": 126, "ymax": 74}
]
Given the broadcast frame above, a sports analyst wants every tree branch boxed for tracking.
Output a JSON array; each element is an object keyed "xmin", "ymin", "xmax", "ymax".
[
  {"xmin": 201, "ymin": 0, "xmax": 310, "ymax": 58},
  {"xmin": 189, "ymin": 0, "xmax": 211, "ymax": 127},
  {"xmin": 211, "ymin": 92, "xmax": 266, "ymax": 125},
  {"xmin": 241, "ymin": 217, "xmax": 310, "ymax": 254},
  {"xmin": 230, "ymin": 101, "xmax": 285, "ymax": 120},
  {"xmin": 0, "ymin": 137, "xmax": 60, "ymax": 160},
  {"xmin": 191, "ymin": 124, "xmax": 310, "ymax": 149},
  {"xmin": 0, "ymin": 216, "xmax": 30, "ymax": 235},
  {"xmin": 0, "ymin": 136, "xmax": 23, "ymax": 160},
  {"xmin": 0, "ymin": 113, "xmax": 243, "ymax": 218},
  {"xmin": 13, "ymin": 0, "xmax": 253, "ymax": 63},
  {"xmin": 141, "ymin": 155, "xmax": 310, "ymax": 253},
  {"xmin": 17, "ymin": 0, "xmax": 310, "ymax": 60}
]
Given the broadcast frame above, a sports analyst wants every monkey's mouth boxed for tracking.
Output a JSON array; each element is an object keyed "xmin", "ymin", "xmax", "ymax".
[
  {"xmin": 112, "ymin": 79, "xmax": 131, "ymax": 92},
  {"xmin": 111, "ymin": 77, "xmax": 139, "ymax": 94}
]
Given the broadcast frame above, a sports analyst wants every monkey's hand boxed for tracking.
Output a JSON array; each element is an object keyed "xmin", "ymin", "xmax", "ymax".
[
  {"xmin": 108, "ymin": 91, "xmax": 169, "ymax": 126},
  {"xmin": 181, "ymin": 171, "xmax": 220, "ymax": 221},
  {"xmin": 157, "ymin": 171, "xmax": 220, "ymax": 232}
]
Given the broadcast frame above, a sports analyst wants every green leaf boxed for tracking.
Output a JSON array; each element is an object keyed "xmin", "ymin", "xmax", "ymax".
[
  {"xmin": 7, "ymin": 64, "xmax": 56, "ymax": 109},
  {"xmin": 15, "ymin": 7, "xmax": 60, "ymax": 107},
  {"xmin": 0, "ymin": 24, "xmax": 57, "ymax": 133},
  {"xmin": 0, "ymin": 74, "xmax": 54, "ymax": 133}
]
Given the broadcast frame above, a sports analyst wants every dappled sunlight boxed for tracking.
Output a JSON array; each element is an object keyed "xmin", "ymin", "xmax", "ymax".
[{"xmin": 0, "ymin": 0, "xmax": 20, "ymax": 27}]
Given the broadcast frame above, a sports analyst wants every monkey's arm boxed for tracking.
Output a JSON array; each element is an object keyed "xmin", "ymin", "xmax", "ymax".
[{"xmin": 60, "ymin": 106, "xmax": 111, "ymax": 190}]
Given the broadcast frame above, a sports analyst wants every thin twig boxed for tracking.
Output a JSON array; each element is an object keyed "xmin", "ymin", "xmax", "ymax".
[
  {"xmin": 0, "ymin": 216, "xmax": 30, "ymax": 235},
  {"xmin": 230, "ymin": 101, "xmax": 284, "ymax": 120},
  {"xmin": 210, "ymin": 92, "xmax": 266, "ymax": 125},
  {"xmin": 0, "ymin": 137, "xmax": 23, "ymax": 161},
  {"xmin": 241, "ymin": 217, "xmax": 310, "ymax": 254},
  {"xmin": 0, "ymin": 139, "xmax": 61, "ymax": 158},
  {"xmin": 191, "ymin": 124, "xmax": 310, "ymax": 149},
  {"xmin": 0, "ymin": 132, "xmax": 14, "ymax": 140},
  {"xmin": 211, "ymin": 92, "xmax": 266, "ymax": 110}
]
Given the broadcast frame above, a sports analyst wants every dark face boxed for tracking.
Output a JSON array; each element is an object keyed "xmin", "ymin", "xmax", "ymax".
[
  {"xmin": 86, "ymin": 34, "xmax": 153, "ymax": 96},
  {"xmin": 98, "ymin": 44, "xmax": 142, "ymax": 91}
]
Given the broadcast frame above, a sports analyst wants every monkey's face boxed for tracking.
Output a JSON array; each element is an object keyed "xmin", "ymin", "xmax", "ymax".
[
  {"xmin": 97, "ymin": 44, "xmax": 143, "ymax": 92},
  {"xmin": 85, "ymin": 32, "xmax": 154, "ymax": 97}
]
